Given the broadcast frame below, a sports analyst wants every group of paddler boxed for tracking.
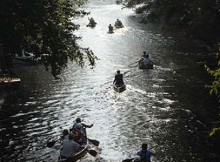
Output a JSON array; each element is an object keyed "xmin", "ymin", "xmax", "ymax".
[
  {"xmin": 47, "ymin": 118, "xmax": 99, "ymax": 162},
  {"xmin": 47, "ymin": 117, "xmax": 155, "ymax": 161},
  {"xmin": 87, "ymin": 17, "xmax": 124, "ymax": 33}
]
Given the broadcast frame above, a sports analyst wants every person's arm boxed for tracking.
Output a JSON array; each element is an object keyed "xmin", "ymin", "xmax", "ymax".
[
  {"xmin": 81, "ymin": 123, "xmax": 93, "ymax": 128},
  {"xmin": 150, "ymin": 150, "xmax": 156, "ymax": 156},
  {"xmin": 113, "ymin": 76, "xmax": 116, "ymax": 84},
  {"xmin": 138, "ymin": 57, "xmax": 143, "ymax": 62}
]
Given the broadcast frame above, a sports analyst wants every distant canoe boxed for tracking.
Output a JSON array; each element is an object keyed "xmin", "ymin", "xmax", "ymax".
[
  {"xmin": 107, "ymin": 31, "xmax": 114, "ymax": 34},
  {"xmin": 86, "ymin": 22, "xmax": 97, "ymax": 28},
  {"xmin": 139, "ymin": 64, "xmax": 153, "ymax": 69},
  {"xmin": 0, "ymin": 76, "xmax": 21, "ymax": 89},
  {"xmin": 14, "ymin": 53, "xmax": 41, "ymax": 63},
  {"xmin": 113, "ymin": 84, "xmax": 126, "ymax": 93},
  {"xmin": 114, "ymin": 25, "xmax": 124, "ymax": 29}
]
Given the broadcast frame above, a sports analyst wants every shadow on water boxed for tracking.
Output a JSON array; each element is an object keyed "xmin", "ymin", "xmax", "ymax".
[{"xmin": 0, "ymin": 0, "xmax": 220, "ymax": 162}]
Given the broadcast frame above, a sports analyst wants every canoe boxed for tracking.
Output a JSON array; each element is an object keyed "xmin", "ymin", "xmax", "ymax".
[
  {"xmin": 71, "ymin": 139, "xmax": 89, "ymax": 162},
  {"xmin": 59, "ymin": 139, "xmax": 89, "ymax": 162},
  {"xmin": 139, "ymin": 64, "xmax": 153, "ymax": 69},
  {"xmin": 107, "ymin": 31, "xmax": 114, "ymax": 34},
  {"xmin": 113, "ymin": 84, "xmax": 126, "ymax": 93},
  {"xmin": 0, "ymin": 76, "xmax": 21, "ymax": 89},
  {"xmin": 14, "ymin": 53, "xmax": 41, "ymax": 63},
  {"xmin": 114, "ymin": 25, "xmax": 124, "ymax": 29}
]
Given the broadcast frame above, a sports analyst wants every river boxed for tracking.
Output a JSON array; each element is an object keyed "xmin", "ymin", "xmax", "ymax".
[{"xmin": 0, "ymin": 0, "xmax": 219, "ymax": 162}]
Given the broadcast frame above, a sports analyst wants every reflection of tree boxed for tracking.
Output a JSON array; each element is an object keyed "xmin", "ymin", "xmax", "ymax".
[
  {"xmin": 0, "ymin": 0, "xmax": 97, "ymax": 78},
  {"xmin": 0, "ymin": 44, "xmax": 14, "ymax": 76}
]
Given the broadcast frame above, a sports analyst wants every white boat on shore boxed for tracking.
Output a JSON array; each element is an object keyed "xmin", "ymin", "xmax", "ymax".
[{"xmin": 14, "ymin": 52, "xmax": 41, "ymax": 63}]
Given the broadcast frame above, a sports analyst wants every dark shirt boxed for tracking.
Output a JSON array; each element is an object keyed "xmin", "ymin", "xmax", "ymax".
[
  {"xmin": 109, "ymin": 25, "xmax": 113, "ymax": 32},
  {"xmin": 114, "ymin": 74, "xmax": 124, "ymax": 85},
  {"xmin": 137, "ymin": 150, "xmax": 155, "ymax": 162}
]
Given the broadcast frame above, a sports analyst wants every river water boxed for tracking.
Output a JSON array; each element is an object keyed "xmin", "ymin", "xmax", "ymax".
[{"xmin": 0, "ymin": 0, "xmax": 219, "ymax": 162}]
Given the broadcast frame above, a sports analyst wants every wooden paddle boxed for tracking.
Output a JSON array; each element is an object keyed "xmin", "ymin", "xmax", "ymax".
[
  {"xmin": 88, "ymin": 138, "xmax": 100, "ymax": 146},
  {"xmin": 88, "ymin": 149, "xmax": 98, "ymax": 157},
  {"xmin": 128, "ymin": 61, "xmax": 138, "ymax": 68},
  {"xmin": 47, "ymin": 140, "xmax": 58, "ymax": 148},
  {"xmin": 122, "ymin": 158, "xmax": 134, "ymax": 162}
]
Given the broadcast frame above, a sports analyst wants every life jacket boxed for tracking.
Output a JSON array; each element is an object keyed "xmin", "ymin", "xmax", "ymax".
[{"xmin": 72, "ymin": 129, "xmax": 84, "ymax": 143}]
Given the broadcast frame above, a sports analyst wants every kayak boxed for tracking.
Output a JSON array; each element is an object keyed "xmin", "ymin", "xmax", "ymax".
[{"xmin": 113, "ymin": 84, "xmax": 126, "ymax": 93}]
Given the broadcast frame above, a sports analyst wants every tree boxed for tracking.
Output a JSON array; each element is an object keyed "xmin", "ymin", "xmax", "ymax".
[
  {"xmin": 0, "ymin": 0, "xmax": 97, "ymax": 78},
  {"xmin": 205, "ymin": 44, "xmax": 220, "ymax": 136},
  {"xmin": 123, "ymin": 0, "xmax": 220, "ymax": 43}
]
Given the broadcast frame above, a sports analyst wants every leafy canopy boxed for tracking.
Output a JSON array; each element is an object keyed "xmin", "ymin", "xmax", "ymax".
[{"xmin": 0, "ymin": 0, "xmax": 97, "ymax": 78}]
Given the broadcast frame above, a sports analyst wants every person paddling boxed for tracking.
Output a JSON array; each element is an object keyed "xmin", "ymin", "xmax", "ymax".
[
  {"xmin": 115, "ymin": 19, "xmax": 123, "ymax": 28},
  {"xmin": 136, "ymin": 143, "xmax": 155, "ymax": 162},
  {"xmin": 72, "ymin": 118, "xmax": 93, "ymax": 130},
  {"xmin": 108, "ymin": 24, "xmax": 114, "ymax": 33},
  {"xmin": 138, "ymin": 51, "xmax": 153, "ymax": 69},
  {"xmin": 113, "ymin": 70, "xmax": 124, "ymax": 86},
  {"xmin": 59, "ymin": 133, "xmax": 83, "ymax": 162}
]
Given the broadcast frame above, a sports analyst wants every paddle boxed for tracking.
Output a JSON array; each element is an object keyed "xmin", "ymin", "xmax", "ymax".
[
  {"xmin": 88, "ymin": 138, "xmax": 100, "ymax": 146},
  {"xmin": 88, "ymin": 149, "xmax": 98, "ymax": 157},
  {"xmin": 47, "ymin": 140, "xmax": 58, "ymax": 148},
  {"xmin": 128, "ymin": 61, "xmax": 138, "ymax": 68},
  {"xmin": 122, "ymin": 158, "xmax": 134, "ymax": 162}
]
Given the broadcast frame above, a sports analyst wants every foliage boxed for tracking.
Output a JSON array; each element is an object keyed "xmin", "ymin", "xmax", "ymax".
[
  {"xmin": 124, "ymin": 0, "xmax": 220, "ymax": 42},
  {"xmin": 0, "ymin": 0, "xmax": 97, "ymax": 78},
  {"xmin": 205, "ymin": 44, "xmax": 220, "ymax": 136}
]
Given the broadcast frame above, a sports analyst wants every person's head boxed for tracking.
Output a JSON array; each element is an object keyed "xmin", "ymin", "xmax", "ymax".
[
  {"xmin": 117, "ymin": 19, "xmax": 119, "ymax": 21},
  {"xmin": 117, "ymin": 70, "xmax": 120, "ymax": 74},
  {"xmin": 145, "ymin": 54, "xmax": 149, "ymax": 58},
  {"xmin": 68, "ymin": 133, "xmax": 74, "ymax": 140},
  {"xmin": 62, "ymin": 129, "xmax": 69, "ymax": 136},
  {"xmin": 75, "ymin": 123, "xmax": 82, "ymax": 130},
  {"xmin": 76, "ymin": 118, "xmax": 81, "ymax": 123},
  {"xmin": 141, "ymin": 143, "xmax": 148, "ymax": 150}
]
